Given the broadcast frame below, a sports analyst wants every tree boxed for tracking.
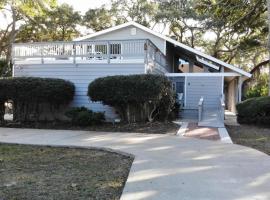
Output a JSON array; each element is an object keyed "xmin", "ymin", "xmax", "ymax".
[
  {"xmin": 83, "ymin": 7, "xmax": 113, "ymax": 32},
  {"xmin": 16, "ymin": 4, "xmax": 81, "ymax": 42},
  {"xmin": 0, "ymin": 0, "xmax": 56, "ymax": 76},
  {"xmin": 47, "ymin": 4, "xmax": 81, "ymax": 41},
  {"xmin": 111, "ymin": 0, "xmax": 158, "ymax": 28},
  {"xmin": 156, "ymin": 0, "xmax": 267, "ymax": 69}
]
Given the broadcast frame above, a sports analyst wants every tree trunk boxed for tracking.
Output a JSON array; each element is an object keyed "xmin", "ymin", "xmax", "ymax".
[
  {"xmin": 267, "ymin": 0, "xmax": 270, "ymax": 95},
  {"xmin": 5, "ymin": 5, "xmax": 17, "ymax": 77}
]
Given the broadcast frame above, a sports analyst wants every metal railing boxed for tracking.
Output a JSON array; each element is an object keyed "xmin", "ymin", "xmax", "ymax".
[
  {"xmin": 220, "ymin": 94, "xmax": 225, "ymax": 123},
  {"xmin": 198, "ymin": 96, "xmax": 204, "ymax": 122},
  {"xmin": 12, "ymin": 39, "xmax": 168, "ymax": 72},
  {"xmin": 145, "ymin": 40, "xmax": 168, "ymax": 73}
]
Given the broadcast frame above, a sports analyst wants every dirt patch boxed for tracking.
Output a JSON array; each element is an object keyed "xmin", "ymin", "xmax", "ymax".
[
  {"xmin": 227, "ymin": 125, "xmax": 270, "ymax": 155},
  {"xmin": 0, "ymin": 143, "xmax": 133, "ymax": 200},
  {"xmin": 2, "ymin": 121, "xmax": 179, "ymax": 135}
]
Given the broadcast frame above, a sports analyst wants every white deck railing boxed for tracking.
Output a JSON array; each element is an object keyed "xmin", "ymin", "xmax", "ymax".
[
  {"xmin": 220, "ymin": 94, "xmax": 225, "ymax": 123},
  {"xmin": 198, "ymin": 96, "xmax": 204, "ymax": 122},
  {"xmin": 12, "ymin": 39, "xmax": 168, "ymax": 72}
]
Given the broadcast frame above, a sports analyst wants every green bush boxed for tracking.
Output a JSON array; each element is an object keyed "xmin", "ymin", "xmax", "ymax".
[
  {"xmin": 0, "ymin": 59, "xmax": 11, "ymax": 77},
  {"xmin": 65, "ymin": 107, "xmax": 105, "ymax": 126},
  {"xmin": 0, "ymin": 77, "xmax": 75, "ymax": 123},
  {"xmin": 236, "ymin": 96, "xmax": 270, "ymax": 126},
  {"xmin": 245, "ymin": 73, "xmax": 269, "ymax": 99},
  {"xmin": 88, "ymin": 74, "xmax": 175, "ymax": 123}
]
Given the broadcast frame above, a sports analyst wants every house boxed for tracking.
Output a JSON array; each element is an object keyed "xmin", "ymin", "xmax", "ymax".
[{"xmin": 12, "ymin": 21, "xmax": 251, "ymax": 124}]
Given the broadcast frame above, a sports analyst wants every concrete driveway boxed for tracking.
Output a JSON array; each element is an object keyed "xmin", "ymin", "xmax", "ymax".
[{"xmin": 0, "ymin": 128, "xmax": 270, "ymax": 200}]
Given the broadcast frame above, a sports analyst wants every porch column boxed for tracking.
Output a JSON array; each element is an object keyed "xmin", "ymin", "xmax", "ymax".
[
  {"xmin": 203, "ymin": 66, "xmax": 208, "ymax": 72},
  {"xmin": 189, "ymin": 60, "xmax": 194, "ymax": 73},
  {"xmin": 238, "ymin": 76, "xmax": 243, "ymax": 102}
]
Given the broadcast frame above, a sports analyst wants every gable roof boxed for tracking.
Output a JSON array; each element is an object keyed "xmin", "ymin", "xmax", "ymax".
[{"xmin": 74, "ymin": 21, "xmax": 251, "ymax": 78}]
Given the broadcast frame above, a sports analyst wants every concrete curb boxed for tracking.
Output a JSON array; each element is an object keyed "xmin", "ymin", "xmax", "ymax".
[
  {"xmin": 218, "ymin": 127, "xmax": 233, "ymax": 144},
  {"xmin": 0, "ymin": 141, "xmax": 135, "ymax": 159},
  {"xmin": 176, "ymin": 122, "xmax": 189, "ymax": 136}
]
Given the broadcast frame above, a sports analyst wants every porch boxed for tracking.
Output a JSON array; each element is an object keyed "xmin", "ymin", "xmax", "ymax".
[
  {"xmin": 12, "ymin": 39, "xmax": 169, "ymax": 73},
  {"xmin": 167, "ymin": 73, "xmax": 243, "ymax": 128}
]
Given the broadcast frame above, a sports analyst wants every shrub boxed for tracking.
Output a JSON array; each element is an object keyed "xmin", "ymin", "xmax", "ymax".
[
  {"xmin": 0, "ymin": 77, "xmax": 75, "ymax": 123},
  {"xmin": 236, "ymin": 96, "xmax": 270, "ymax": 126},
  {"xmin": 88, "ymin": 74, "xmax": 175, "ymax": 123},
  {"xmin": 0, "ymin": 59, "xmax": 11, "ymax": 77},
  {"xmin": 65, "ymin": 107, "xmax": 105, "ymax": 126},
  {"xmin": 245, "ymin": 73, "xmax": 269, "ymax": 99}
]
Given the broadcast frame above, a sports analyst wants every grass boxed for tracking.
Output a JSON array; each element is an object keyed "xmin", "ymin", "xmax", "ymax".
[
  {"xmin": 227, "ymin": 125, "xmax": 270, "ymax": 155},
  {"xmin": 0, "ymin": 143, "xmax": 133, "ymax": 200}
]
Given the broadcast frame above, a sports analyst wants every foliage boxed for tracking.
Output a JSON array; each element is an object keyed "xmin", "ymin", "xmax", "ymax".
[
  {"xmin": 0, "ymin": 77, "xmax": 75, "ymax": 123},
  {"xmin": 16, "ymin": 3, "xmax": 81, "ymax": 42},
  {"xmin": 0, "ymin": 0, "xmax": 57, "ymax": 74},
  {"xmin": 65, "ymin": 107, "xmax": 105, "ymax": 126},
  {"xmin": 111, "ymin": 0, "xmax": 159, "ymax": 27},
  {"xmin": 245, "ymin": 73, "xmax": 269, "ymax": 99},
  {"xmin": 88, "ymin": 74, "xmax": 175, "ymax": 123},
  {"xmin": 0, "ymin": 59, "xmax": 11, "ymax": 77},
  {"xmin": 83, "ymin": 7, "xmax": 113, "ymax": 32},
  {"xmin": 236, "ymin": 96, "xmax": 270, "ymax": 126}
]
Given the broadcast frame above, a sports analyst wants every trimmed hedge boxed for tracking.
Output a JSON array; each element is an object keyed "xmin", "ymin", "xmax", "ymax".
[
  {"xmin": 65, "ymin": 107, "xmax": 105, "ymax": 126},
  {"xmin": 88, "ymin": 74, "xmax": 175, "ymax": 123},
  {"xmin": 236, "ymin": 96, "xmax": 270, "ymax": 126},
  {"xmin": 0, "ymin": 77, "xmax": 75, "ymax": 123}
]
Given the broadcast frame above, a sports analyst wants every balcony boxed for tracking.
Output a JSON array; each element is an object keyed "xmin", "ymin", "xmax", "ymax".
[{"xmin": 12, "ymin": 39, "xmax": 169, "ymax": 73}]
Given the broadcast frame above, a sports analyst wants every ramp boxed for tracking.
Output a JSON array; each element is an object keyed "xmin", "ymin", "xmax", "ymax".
[{"xmin": 198, "ymin": 108, "xmax": 224, "ymax": 128}]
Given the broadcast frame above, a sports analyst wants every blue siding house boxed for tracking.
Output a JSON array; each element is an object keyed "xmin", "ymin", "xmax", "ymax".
[{"xmin": 12, "ymin": 21, "xmax": 251, "ymax": 124}]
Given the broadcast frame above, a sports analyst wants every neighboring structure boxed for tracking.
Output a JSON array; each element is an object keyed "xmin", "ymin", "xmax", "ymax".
[{"xmin": 12, "ymin": 21, "xmax": 251, "ymax": 122}]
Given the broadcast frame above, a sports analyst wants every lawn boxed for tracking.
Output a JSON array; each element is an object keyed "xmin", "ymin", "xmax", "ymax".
[
  {"xmin": 0, "ymin": 143, "xmax": 133, "ymax": 200},
  {"xmin": 227, "ymin": 125, "xmax": 270, "ymax": 155}
]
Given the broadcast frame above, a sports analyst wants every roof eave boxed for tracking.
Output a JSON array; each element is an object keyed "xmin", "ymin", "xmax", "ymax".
[{"xmin": 74, "ymin": 21, "xmax": 252, "ymax": 78}]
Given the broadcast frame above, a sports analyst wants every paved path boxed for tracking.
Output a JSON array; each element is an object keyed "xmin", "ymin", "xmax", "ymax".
[
  {"xmin": 0, "ymin": 128, "xmax": 270, "ymax": 200},
  {"xmin": 184, "ymin": 122, "xmax": 220, "ymax": 141}
]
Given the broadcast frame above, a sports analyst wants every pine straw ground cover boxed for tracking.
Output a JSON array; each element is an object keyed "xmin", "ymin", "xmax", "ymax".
[
  {"xmin": 227, "ymin": 125, "xmax": 270, "ymax": 155},
  {"xmin": 3, "ymin": 121, "xmax": 179, "ymax": 135},
  {"xmin": 0, "ymin": 143, "xmax": 133, "ymax": 200}
]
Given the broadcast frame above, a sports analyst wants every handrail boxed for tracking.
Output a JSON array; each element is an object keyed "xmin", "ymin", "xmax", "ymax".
[
  {"xmin": 12, "ymin": 39, "xmax": 168, "ymax": 69},
  {"xmin": 220, "ymin": 94, "xmax": 225, "ymax": 123},
  {"xmin": 198, "ymin": 96, "xmax": 204, "ymax": 122},
  {"xmin": 144, "ymin": 39, "xmax": 168, "ymax": 73}
]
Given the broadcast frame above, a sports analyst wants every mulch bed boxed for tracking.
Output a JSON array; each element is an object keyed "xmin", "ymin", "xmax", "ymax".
[
  {"xmin": 227, "ymin": 125, "xmax": 270, "ymax": 155},
  {"xmin": 0, "ymin": 143, "xmax": 133, "ymax": 200},
  {"xmin": 1, "ymin": 121, "xmax": 179, "ymax": 135}
]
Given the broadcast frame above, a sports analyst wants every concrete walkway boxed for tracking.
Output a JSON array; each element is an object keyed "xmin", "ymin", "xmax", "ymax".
[{"xmin": 0, "ymin": 128, "xmax": 270, "ymax": 200}]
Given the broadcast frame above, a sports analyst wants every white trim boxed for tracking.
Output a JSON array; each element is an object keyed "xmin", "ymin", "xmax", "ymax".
[
  {"xmin": 74, "ymin": 21, "xmax": 251, "ymax": 78},
  {"xmin": 218, "ymin": 128, "xmax": 233, "ymax": 144},
  {"xmin": 177, "ymin": 122, "xmax": 189, "ymax": 136},
  {"xmin": 74, "ymin": 22, "xmax": 136, "ymax": 41},
  {"xmin": 221, "ymin": 75, "xmax": 224, "ymax": 95},
  {"xmin": 165, "ymin": 72, "xmax": 241, "ymax": 77},
  {"xmin": 184, "ymin": 76, "xmax": 187, "ymax": 108},
  {"xmin": 196, "ymin": 56, "xmax": 219, "ymax": 70}
]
